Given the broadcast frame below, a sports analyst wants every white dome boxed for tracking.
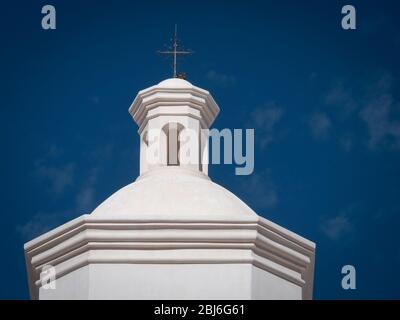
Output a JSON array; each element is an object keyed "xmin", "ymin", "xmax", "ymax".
[
  {"xmin": 157, "ymin": 78, "xmax": 193, "ymax": 89},
  {"xmin": 91, "ymin": 167, "xmax": 258, "ymax": 221}
]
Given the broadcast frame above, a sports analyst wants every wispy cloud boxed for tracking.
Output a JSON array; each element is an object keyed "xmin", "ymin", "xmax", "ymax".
[
  {"xmin": 325, "ymin": 82, "xmax": 357, "ymax": 116},
  {"xmin": 19, "ymin": 167, "xmax": 100, "ymax": 240},
  {"xmin": 249, "ymin": 102, "xmax": 284, "ymax": 149},
  {"xmin": 305, "ymin": 80, "xmax": 356, "ymax": 148},
  {"xmin": 319, "ymin": 204, "xmax": 362, "ymax": 241},
  {"xmin": 205, "ymin": 70, "xmax": 236, "ymax": 87},
  {"xmin": 239, "ymin": 169, "xmax": 278, "ymax": 209},
  {"xmin": 75, "ymin": 187, "xmax": 96, "ymax": 213},
  {"xmin": 16, "ymin": 211, "xmax": 70, "ymax": 240},
  {"xmin": 315, "ymin": 73, "xmax": 400, "ymax": 151},
  {"xmin": 320, "ymin": 213, "xmax": 352, "ymax": 241},
  {"xmin": 308, "ymin": 112, "xmax": 332, "ymax": 140},
  {"xmin": 34, "ymin": 161, "xmax": 75, "ymax": 195},
  {"xmin": 19, "ymin": 145, "xmax": 106, "ymax": 240},
  {"xmin": 359, "ymin": 74, "xmax": 400, "ymax": 150},
  {"xmin": 75, "ymin": 167, "xmax": 100, "ymax": 214}
]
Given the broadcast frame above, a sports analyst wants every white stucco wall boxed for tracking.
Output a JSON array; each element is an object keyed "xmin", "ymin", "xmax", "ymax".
[
  {"xmin": 89, "ymin": 264, "xmax": 252, "ymax": 300},
  {"xmin": 251, "ymin": 266, "xmax": 301, "ymax": 299},
  {"xmin": 39, "ymin": 263, "xmax": 303, "ymax": 300},
  {"xmin": 40, "ymin": 265, "xmax": 90, "ymax": 300}
]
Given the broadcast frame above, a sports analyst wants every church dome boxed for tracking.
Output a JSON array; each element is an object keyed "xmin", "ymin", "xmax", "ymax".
[
  {"xmin": 91, "ymin": 167, "xmax": 258, "ymax": 221},
  {"xmin": 157, "ymin": 78, "xmax": 193, "ymax": 88}
]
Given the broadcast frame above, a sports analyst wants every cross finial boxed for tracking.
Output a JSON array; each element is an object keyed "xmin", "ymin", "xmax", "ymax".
[{"xmin": 158, "ymin": 24, "xmax": 193, "ymax": 78}]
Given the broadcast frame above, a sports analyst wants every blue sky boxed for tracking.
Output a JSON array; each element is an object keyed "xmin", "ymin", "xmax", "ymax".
[{"xmin": 1, "ymin": 0, "xmax": 400, "ymax": 299}]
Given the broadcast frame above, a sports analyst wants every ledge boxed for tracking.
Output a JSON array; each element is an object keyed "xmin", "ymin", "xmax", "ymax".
[{"xmin": 25, "ymin": 215, "xmax": 315, "ymax": 300}]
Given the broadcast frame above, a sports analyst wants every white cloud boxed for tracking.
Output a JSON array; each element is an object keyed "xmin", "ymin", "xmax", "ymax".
[
  {"xmin": 308, "ymin": 112, "xmax": 332, "ymax": 140},
  {"xmin": 238, "ymin": 169, "xmax": 278, "ymax": 209},
  {"xmin": 325, "ymin": 82, "xmax": 357, "ymax": 115},
  {"xmin": 321, "ymin": 74, "xmax": 400, "ymax": 151},
  {"xmin": 34, "ymin": 161, "xmax": 75, "ymax": 195},
  {"xmin": 360, "ymin": 92, "xmax": 400, "ymax": 150},
  {"xmin": 75, "ymin": 167, "xmax": 100, "ymax": 213},
  {"xmin": 320, "ymin": 214, "xmax": 352, "ymax": 241},
  {"xmin": 17, "ymin": 211, "xmax": 70, "ymax": 240},
  {"xmin": 19, "ymin": 166, "xmax": 100, "ymax": 240},
  {"xmin": 319, "ymin": 203, "xmax": 362, "ymax": 241},
  {"xmin": 307, "ymin": 81, "xmax": 356, "ymax": 147},
  {"xmin": 307, "ymin": 74, "xmax": 400, "ymax": 152},
  {"xmin": 75, "ymin": 186, "xmax": 96, "ymax": 213},
  {"xmin": 249, "ymin": 103, "xmax": 284, "ymax": 149},
  {"xmin": 205, "ymin": 70, "xmax": 236, "ymax": 87},
  {"xmin": 21, "ymin": 146, "xmax": 105, "ymax": 240}
]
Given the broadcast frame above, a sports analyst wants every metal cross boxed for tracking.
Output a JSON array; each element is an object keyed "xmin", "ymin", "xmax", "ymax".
[{"xmin": 158, "ymin": 25, "xmax": 193, "ymax": 78}]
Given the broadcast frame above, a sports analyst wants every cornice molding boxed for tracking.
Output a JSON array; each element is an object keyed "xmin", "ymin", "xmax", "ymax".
[
  {"xmin": 129, "ymin": 85, "xmax": 220, "ymax": 130},
  {"xmin": 25, "ymin": 215, "xmax": 315, "ymax": 300}
]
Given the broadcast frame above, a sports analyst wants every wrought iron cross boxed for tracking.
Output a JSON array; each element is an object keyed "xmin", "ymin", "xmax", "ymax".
[{"xmin": 158, "ymin": 25, "xmax": 193, "ymax": 78}]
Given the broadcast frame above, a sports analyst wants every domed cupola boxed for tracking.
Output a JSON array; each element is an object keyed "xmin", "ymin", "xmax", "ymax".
[{"xmin": 129, "ymin": 78, "xmax": 219, "ymax": 176}]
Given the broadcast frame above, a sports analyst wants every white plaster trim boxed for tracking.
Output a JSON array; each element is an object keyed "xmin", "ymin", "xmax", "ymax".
[
  {"xmin": 129, "ymin": 85, "xmax": 220, "ymax": 130},
  {"xmin": 25, "ymin": 216, "xmax": 315, "ymax": 300}
]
